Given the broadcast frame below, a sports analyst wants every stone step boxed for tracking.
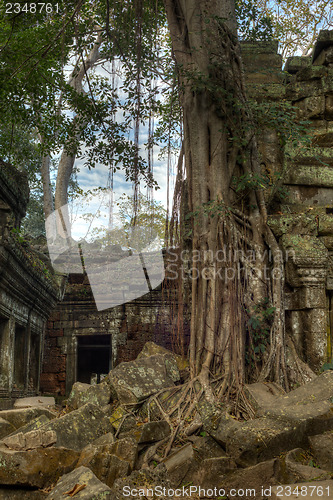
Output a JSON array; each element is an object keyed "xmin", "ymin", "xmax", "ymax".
[
  {"xmin": 285, "ymin": 146, "xmax": 333, "ymax": 164},
  {"xmin": 284, "ymin": 164, "xmax": 333, "ymax": 187}
]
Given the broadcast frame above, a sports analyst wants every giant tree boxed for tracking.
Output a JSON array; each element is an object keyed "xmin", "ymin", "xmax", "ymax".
[{"xmin": 163, "ymin": 0, "xmax": 289, "ymax": 396}]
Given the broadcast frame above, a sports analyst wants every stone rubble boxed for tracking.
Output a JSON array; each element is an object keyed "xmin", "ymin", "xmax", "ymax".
[{"xmin": 0, "ymin": 341, "xmax": 331, "ymax": 498}]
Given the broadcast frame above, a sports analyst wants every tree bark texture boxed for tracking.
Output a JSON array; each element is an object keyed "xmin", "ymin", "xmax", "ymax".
[{"xmin": 164, "ymin": 0, "xmax": 288, "ymax": 391}]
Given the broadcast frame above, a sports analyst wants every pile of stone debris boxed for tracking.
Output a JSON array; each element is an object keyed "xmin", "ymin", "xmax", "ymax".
[{"xmin": 0, "ymin": 342, "xmax": 332, "ymax": 499}]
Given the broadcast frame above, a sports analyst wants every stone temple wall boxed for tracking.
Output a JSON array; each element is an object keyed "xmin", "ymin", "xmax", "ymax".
[
  {"xmin": 0, "ymin": 160, "xmax": 59, "ymax": 408},
  {"xmin": 40, "ymin": 251, "xmax": 190, "ymax": 396},
  {"xmin": 242, "ymin": 30, "xmax": 333, "ymax": 374}
]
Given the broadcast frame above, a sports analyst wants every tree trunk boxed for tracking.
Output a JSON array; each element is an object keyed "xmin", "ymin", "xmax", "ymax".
[
  {"xmin": 164, "ymin": 0, "xmax": 288, "ymax": 392},
  {"xmin": 54, "ymin": 32, "xmax": 103, "ymax": 214}
]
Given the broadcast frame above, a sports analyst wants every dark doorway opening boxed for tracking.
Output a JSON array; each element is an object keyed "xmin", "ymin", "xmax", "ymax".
[
  {"xmin": 29, "ymin": 332, "xmax": 40, "ymax": 391},
  {"xmin": 77, "ymin": 335, "xmax": 111, "ymax": 384},
  {"xmin": 13, "ymin": 325, "xmax": 26, "ymax": 390}
]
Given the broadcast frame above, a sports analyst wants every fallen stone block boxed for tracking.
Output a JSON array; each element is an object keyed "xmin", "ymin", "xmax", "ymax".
[
  {"xmin": 309, "ymin": 432, "xmax": 333, "ymax": 471},
  {"xmin": 3, "ymin": 429, "xmax": 56, "ymax": 450},
  {"xmin": 259, "ymin": 399, "xmax": 333, "ymax": 437},
  {"xmin": 187, "ymin": 435, "xmax": 227, "ymax": 459},
  {"xmin": 107, "ymin": 354, "xmax": 180, "ymax": 408},
  {"xmin": 77, "ymin": 436, "xmax": 138, "ymax": 487},
  {"xmin": 126, "ymin": 420, "xmax": 171, "ymax": 444},
  {"xmin": 283, "ymin": 448, "xmax": 330, "ymax": 483},
  {"xmin": 186, "ymin": 456, "xmax": 236, "ymax": 489},
  {"xmin": 2, "ymin": 415, "xmax": 52, "ymax": 440},
  {"xmin": 0, "ymin": 447, "xmax": 79, "ymax": 488},
  {"xmin": 38, "ymin": 403, "xmax": 111, "ymax": 451},
  {"xmin": 77, "ymin": 441, "xmax": 135, "ymax": 487},
  {"xmin": 244, "ymin": 382, "xmax": 285, "ymax": 413},
  {"xmin": 111, "ymin": 468, "xmax": 176, "ymax": 500},
  {"xmin": 91, "ymin": 432, "xmax": 115, "ymax": 446},
  {"xmin": 0, "ymin": 408, "xmax": 56, "ymax": 430},
  {"xmin": 67, "ymin": 381, "xmax": 111, "ymax": 410},
  {"xmin": 210, "ymin": 416, "xmax": 303, "ymax": 467},
  {"xmin": 109, "ymin": 405, "xmax": 136, "ymax": 433},
  {"xmin": 0, "ymin": 489, "xmax": 47, "ymax": 499},
  {"xmin": 137, "ymin": 341, "xmax": 189, "ymax": 372},
  {"xmin": 0, "ymin": 417, "xmax": 15, "ymax": 439},
  {"xmin": 222, "ymin": 459, "xmax": 280, "ymax": 500},
  {"xmin": 14, "ymin": 397, "xmax": 55, "ymax": 409},
  {"xmin": 161, "ymin": 443, "xmax": 194, "ymax": 486},
  {"xmin": 267, "ymin": 371, "xmax": 333, "ymax": 408},
  {"xmin": 46, "ymin": 466, "xmax": 112, "ymax": 499}
]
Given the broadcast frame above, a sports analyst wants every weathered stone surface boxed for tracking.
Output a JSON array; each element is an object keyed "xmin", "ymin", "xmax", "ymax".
[
  {"xmin": 0, "ymin": 408, "xmax": 56, "ymax": 431},
  {"xmin": 14, "ymin": 397, "xmax": 55, "ymax": 409},
  {"xmin": 0, "ymin": 490, "xmax": 47, "ymax": 499},
  {"xmin": 259, "ymin": 398, "xmax": 333, "ymax": 437},
  {"xmin": 210, "ymin": 417, "xmax": 300, "ymax": 467},
  {"xmin": 271, "ymin": 480, "xmax": 333, "ymax": 499},
  {"xmin": 222, "ymin": 459, "xmax": 280, "ymax": 500},
  {"xmin": 0, "ymin": 417, "xmax": 15, "ymax": 439},
  {"xmin": 111, "ymin": 467, "xmax": 189, "ymax": 500},
  {"xmin": 3, "ymin": 415, "xmax": 51, "ymax": 439},
  {"xmin": 137, "ymin": 341, "xmax": 189, "ymax": 372},
  {"xmin": 285, "ymin": 56, "xmax": 312, "ymax": 74},
  {"xmin": 3, "ymin": 428, "xmax": 56, "ymax": 450},
  {"xmin": 309, "ymin": 432, "xmax": 333, "ymax": 471},
  {"xmin": 267, "ymin": 214, "xmax": 317, "ymax": 237},
  {"xmin": 296, "ymin": 66, "xmax": 328, "ymax": 81},
  {"xmin": 318, "ymin": 214, "xmax": 333, "ymax": 235},
  {"xmin": 161, "ymin": 443, "xmax": 194, "ymax": 486},
  {"xmin": 209, "ymin": 373, "xmax": 333, "ymax": 466},
  {"xmin": 91, "ymin": 432, "xmax": 115, "ymax": 446},
  {"xmin": 285, "ymin": 165, "xmax": 333, "ymax": 187},
  {"xmin": 46, "ymin": 466, "xmax": 112, "ymax": 499},
  {"xmin": 243, "ymin": 382, "xmax": 285, "ymax": 413},
  {"xmin": 187, "ymin": 435, "xmax": 227, "ymax": 459},
  {"xmin": 126, "ymin": 420, "xmax": 171, "ymax": 444},
  {"xmin": 109, "ymin": 405, "xmax": 136, "ymax": 432},
  {"xmin": 0, "ymin": 446, "xmax": 79, "ymax": 488},
  {"xmin": 264, "ymin": 370, "xmax": 333, "ymax": 407},
  {"xmin": 283, "ymin": 448, "xmax": 331, "ymax": 483},
  {"xmin": 67, "ymin": 381, "xmax": 111, "ymax": 410},
  {"xmin": 185, "ymin": 456, "xmax": 236, "ymax": 489},
  {"xmin": 39, "ymin": 403, "xmax": 111, "ymax": 451},
  {"xmin": 107, "ymin": 354, "xmax": 180, "ymax": 407},
  {"xmin": 77, "ymin": 437, "xmax": 137, "ymax": 487}
]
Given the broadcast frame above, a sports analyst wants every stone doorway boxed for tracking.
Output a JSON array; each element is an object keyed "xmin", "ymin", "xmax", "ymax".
[{"xmin": 76, "ymin": 335, "xmax": 112, "ymax": 384}]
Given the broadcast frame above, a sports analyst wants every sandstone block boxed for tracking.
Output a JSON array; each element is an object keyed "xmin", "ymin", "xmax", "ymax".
[
  {"xmin": 14, "ymin": 397, "xmax": 55, "ymax": 409},
  {"xmin": 107, "ymin": 354, "xmax": 180, "ymax": 407},
  {"xmin": 126, "ymin": 420, "xmax": 171, "ymax": 444},
  {"xmin": 222, "ymin": 459, "xmax": 280, "ymax": 500},
  {"xmin": 0, "ymin": 417, "xmax": 15, "ymax": 439},
  {"xmin": 46, "ymin": 466, "xmax": 112, "ymax": 499},
  {"xmin": 0, "ymin": 408, "xmax": 56, "ymax": 430},
  {"xmin": 77, "ymin": 436, "xmax": 137, "ymax": 487},
  {"xmin": 309, "ymin": 432, "xmax": 333, "ymax": 471},
  {"xmin": 39, "ymin": 403, "xmax": 111, "ymax": 451},
  {"xmin": 283, "ymin": 448, "xmax": 330, "ymax": 482},
  {"xmin": 0, "ymin": 447, "xmax": 79, "ymax": 488},
  {"xmin": 67, "ymin": 381, "xmax": 111, "ymax": 410}
]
